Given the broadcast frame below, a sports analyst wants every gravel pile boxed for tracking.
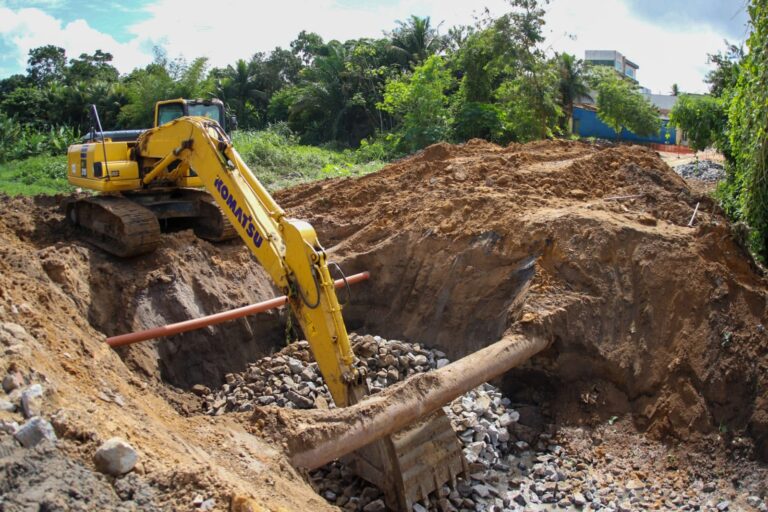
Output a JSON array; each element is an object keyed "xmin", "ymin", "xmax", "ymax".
[
  {"xmin": 202, "ymin": 336, "xmax": 767, "ymax": 511},
  {"xmin": 674, "ymin": 159, "xmax": 726, "ymax": 182},
  {"xmin": 202, "ymin": 334, "xmax": 534, "ymax": 510}
]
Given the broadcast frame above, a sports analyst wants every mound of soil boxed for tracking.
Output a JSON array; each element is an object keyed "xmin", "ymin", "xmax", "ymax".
[
  {"xmin": 0, "ymin": 196, "xmax": 333, "ymax": 511},
  {"xmin": 0, "ymin": 138, "xmax": 765, "ymax": 510},
  {"xmin": 276, "ymin": 139, "xmax": 768, "ymax": 459}
]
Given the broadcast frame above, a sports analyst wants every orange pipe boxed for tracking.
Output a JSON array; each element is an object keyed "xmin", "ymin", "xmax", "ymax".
[{"xmin": 107, "ymin": 271, "xmax": 370, "ymax": 348}]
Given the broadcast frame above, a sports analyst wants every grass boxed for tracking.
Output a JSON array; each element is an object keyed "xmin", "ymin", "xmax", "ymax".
[
  {"xmin": 0, "ymin": 129, "xmax": 387, "ymax": 196},
  {"xmin": 232, "ymin": 129, "xmax": 386, "ymax": 191},
  {"xmin": 0, "ymin": 155, "xmax": 73, "ymax": 196}
]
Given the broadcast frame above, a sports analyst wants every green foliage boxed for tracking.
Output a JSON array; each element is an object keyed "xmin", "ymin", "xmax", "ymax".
[
  {"xmin": 0, "ymin": 0, "xmax": 575, "ymax": 180},
  {"xmin": 556, "ymin": 53, "xmax": 589, "ymax": 132},
  {"xmin": 388, "ymin": 15, "xmax": 445, "ymax": 67},
  {"xmin": 118, "ymin": 52, "xmax": 214, "ymax": 128},
  {"xmin": 725, "ymin": 0, "xmax": 768, "ymax": 261},
  {"xmin": 496, "ymin": 60, "xmax": 562, "ymax": 142},
  {"xmin": 453, "ymin": 102, "xmax": 504, "ymax": 142},
  {"xmin": 0, "ymin": 86, "xmax": 51, "ymax": 127},
  {"xmin": 27, "ymin": 45, "xmax": 66, "ymax": 86},
  {"xmin": 66, "ymin": 50, "xmax": 119, "ymax": 85},
  {"xmin": 669, "ymin": 94, "xmax": 727, "ymax": 152},
  {"xmin": 379, "ymin": 56, "xmax": 453, "ymax": 152},
  {"xmin": 0, "ymin": 113, "xmax": 78, "ymax": 162},
  {"xmin": 0, "ymin": 155, "xmax": 72, "ymax": 195},
  {"xmin": 590, "ymin": 68, "xmax": 660, "ymax": 138},
  {"xmin": 231, "ymin": 127, "xmax": 384, "ymax": 190},
  {"xmin": 705, "ymin": 43, "xmax": 744, "ymax": 97}
]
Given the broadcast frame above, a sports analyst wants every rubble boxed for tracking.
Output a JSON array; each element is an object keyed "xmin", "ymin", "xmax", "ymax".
[
  {"xmin": 93, "ymin": 437, "xmax": 139, "ymax": 476},
  {"xmin": 205, "ymin": 334, "xmax": 534, "ymax": 510},
  {"xmin": 205, "ymin": 333, "xmax": 768, "ymax": 511},
  {"xmin": 20, "ymin": 383, "xmax": 43, "ymax": 418},
  {"xmin": 13, "ymin": 416, "xmax": 57, "ymax": 448},
  {"xmin": 673, "ymin": 159, "xmax": 726, "ymax": 182}
]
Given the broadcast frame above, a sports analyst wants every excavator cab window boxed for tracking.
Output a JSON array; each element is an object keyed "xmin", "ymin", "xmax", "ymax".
[
  {"xmin": 188, "ymin": 104, "xmax": 222, "ymax": 124},
  {"xmin": 157, "ymin": 104, "xmax": 184, "ymax": 125}
]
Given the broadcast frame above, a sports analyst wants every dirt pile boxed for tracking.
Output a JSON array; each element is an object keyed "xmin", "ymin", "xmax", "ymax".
[
  {"xmin": 0, "ymin": 195, "xmax": 333, "ymax": 511},
  {"xmin": 0, "ymin": 138, "xmax": 766, "ymax": 510},
  {"xmin": 276, "ymin": 139, "xmax": 768, "ymax": 458}
]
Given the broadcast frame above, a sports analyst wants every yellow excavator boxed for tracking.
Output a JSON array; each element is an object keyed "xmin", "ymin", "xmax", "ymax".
[
  {"xmin": 66, "ymin": 102, "xmax": 467, "ymax": 510},
  {"xmin": 66, "ymin": 98, "xmax": 238, "ymax": 256}
]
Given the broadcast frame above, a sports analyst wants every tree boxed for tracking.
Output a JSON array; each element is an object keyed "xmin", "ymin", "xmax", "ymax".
[
  {"xmin": 66, "ymin": 50, "xmax": 119, "ymax": 84},
  {"xmin": 118, "ymin": 50, "xmax": 214, "ymax": 128},
  {"xmin": 705, "ymin": 42, "xmax": 744, "ymax": 97},
  {"xmin": 497, "ymin": 60, "xmax": 562, "ymax": 142},
  {"xmin": 725, "ymin": 0, "xmax": 768, "ymax": 261},
  {"xmin": 0, "ymin": 74, "xmax": 29, "ymax": 97},
  {"xmin": 379, "ymin": 55, "xmax": 453, "ymax": 152},
  {"xmin": 27, "ymin": 45, "xmax": 67, "ymax": 86},
  {"xmin": 671, "ymin": 83, "xmax": 680, "ymax": 96},
  {"xmin": 449, "ymin": 0, "xmax": 551, "ymax": 143},
  {"xmin": 669, "ymin": 94, "xmax": 726, "ymax": 152},
  {"xmin": 388, "ymin": 16, "xmax": 445, "ymax": 68},
  {"xmin": 216, "ymin": 59, "xmax": 263, "ymax": 128},
  {"xmin": 291, "ymin": 31, "xmax": 326, "ymax": 65},
  {"xmin": 0, "ymin": 86, "xmax": 52, "ymax": 127},
  {"xmin": 555, "ymin": 53, "xmax": 589, "ymax": 132},
  {"xmin": 590, "ymin": 67, "xmax": 660, "ymax": 138}
]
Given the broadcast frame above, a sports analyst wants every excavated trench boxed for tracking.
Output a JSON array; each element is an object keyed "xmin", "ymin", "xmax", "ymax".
[
  {"xmin": 49, "ymin": 140, "xmax": 765, "ymax": 463},
  {"xmin": 2, "ymin": 139, "xmax": 766, "ymax": 510},
  {"xmin": 72, "ymin": 219, "xmax": 765, "ymax": 463}
]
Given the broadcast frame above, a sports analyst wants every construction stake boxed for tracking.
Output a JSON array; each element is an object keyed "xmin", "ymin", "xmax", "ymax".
[
  {"xmin": 688, "ymin": 202, "xmax": 701, "ymax": 227},
  {"xmin": 106, "ymin": 271, "xmax": 370, "ymax": 348}
]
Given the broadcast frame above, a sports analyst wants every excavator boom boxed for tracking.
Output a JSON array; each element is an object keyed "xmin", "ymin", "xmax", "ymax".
[
  {"xmin": 136, "ymin": 116, "xmax": 361, "ymax": 406},
  {"xmin": 69, "ymin": 114, "xmax": 468, "ymax": 510}
]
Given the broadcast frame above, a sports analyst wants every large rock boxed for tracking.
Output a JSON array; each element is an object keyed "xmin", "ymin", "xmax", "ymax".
[
  {"xmin": 20, "ymin": 384, "xmax": 43, "ymax": 418},
  {"xmin": 2, "ymin": 371, "xmax": 23, "ymax": 393},
  {"xmin": 14, "ymin": 417, "xmax": 57, "ymax": 447},
  {"xmin": 93, "ymin": 437, "xmax": 138, "ymax": 475}
]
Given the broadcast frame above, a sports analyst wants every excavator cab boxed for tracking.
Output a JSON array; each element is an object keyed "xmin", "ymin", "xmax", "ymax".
[{"xmin": 154, "ymin": 99, "xmax": 235, "ymax": 132}]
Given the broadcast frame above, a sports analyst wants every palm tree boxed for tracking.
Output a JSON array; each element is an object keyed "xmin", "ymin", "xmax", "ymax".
[
  {"xmin": 289, "ymin": 41, "xmax": 349, "ymax": 142},
  {"xmin": 556, "ymin": 53, "xmax": 589, "ymax": 133},
  {"xmin": 218, "ymin": 59, "xmax": 265, "ymax": 128},
  {"xmin": 389, "ymin": 15, "xmax": 445, "ymax": 68}
]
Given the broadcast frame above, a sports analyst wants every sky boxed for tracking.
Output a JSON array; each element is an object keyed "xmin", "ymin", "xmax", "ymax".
[{"xmin": 0, "ymin": 0, "xmax": 751, "ymax": 94}]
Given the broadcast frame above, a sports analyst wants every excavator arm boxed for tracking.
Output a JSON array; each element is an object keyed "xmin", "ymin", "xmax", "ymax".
[
  {"xmin": 136, "ymin": 116, "xmax": 362, "ymax": 406},
  {"xmin": 135, "ymin": 117, "xmax": 468, "ymax": 511}
]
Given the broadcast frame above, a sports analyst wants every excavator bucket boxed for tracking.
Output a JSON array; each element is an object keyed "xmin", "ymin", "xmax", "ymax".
[{"xmin": 346, "ymin": 408, "xmax": 468, "ymax": 511}]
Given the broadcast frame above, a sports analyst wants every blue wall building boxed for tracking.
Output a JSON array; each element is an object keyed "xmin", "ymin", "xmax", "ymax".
[{"xmin": 572, "ymin": 106, "xmax": 677, "ymax": 145}]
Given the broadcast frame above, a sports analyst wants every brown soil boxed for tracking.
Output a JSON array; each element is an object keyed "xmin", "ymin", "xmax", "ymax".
[
  {"xmin": 0, "ymin": 138, "xmax": 766, "ymax": 510},
  {"xmin": 274, "ymin": 139, "xmax": 767, "ymax": 459},
  {"xmin": 0, "ymin": 196, "xmax": 331, "ymax": 511}
]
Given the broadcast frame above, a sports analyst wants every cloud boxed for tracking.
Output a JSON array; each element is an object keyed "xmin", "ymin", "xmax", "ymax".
[
  {"xmin": 0, "ymin": 0, "xmax": 745, "ymax": 94},
  {"xmin": 543, "ymin": 0, "xmax": 737, "ymax": 94},
  {"xmin": 623, "ymin": 0, "xmax": 750, "ymax": 40},
  {"xmin": 0, "ymin": 6, "xmax": 150, "ymax": 76},
  {"xmin": 125, "ymin": 0, "xmax": 506, "ymax": 70}
]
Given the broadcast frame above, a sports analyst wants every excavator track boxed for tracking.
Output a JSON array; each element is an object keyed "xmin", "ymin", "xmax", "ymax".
[
  {"xmin": 193, "ymin": 196, "xmax": 238, "ymax": 242},
  {"xmin": 66, "ymin": 196, "xmax": 161, "ymax": 257}
]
